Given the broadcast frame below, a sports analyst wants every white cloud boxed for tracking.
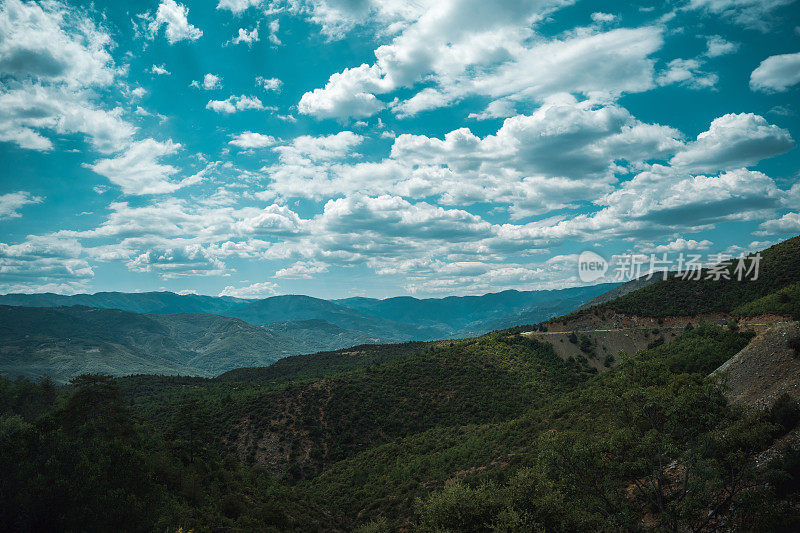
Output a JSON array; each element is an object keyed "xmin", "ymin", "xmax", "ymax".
[
  {"xmin": 640, "ymin": 238, "xmax": 713, "ymax": 253},
  {"xmin": 229, "ymin": 131, "xmax": 277, "ymax": 149},
  {"xmin": 0, "ymin": 0, "xmax": 116, "ymax": 87},
  {"xmin": 274, "ymin": 260, "xmax": 328, "ymax": 279},
  {"xmin": 0, "ymin": 0, "xmax": 135, "ymax": 153},
  {"xmin": 704, "ymin": 35, "xmax": 738, "ymax": 57},
  {"xmin": 192, "ymin": 73, "xmax": 222, "ymax": 90},
  {"xmin": 0, "ymin": 191, "xmax": 43, "ymax": 220},
  {"xmin": 657, "ymin": 58, "xmax": 718, "ymax": 89},
  {"xmin": 750, "ymin": 52, "xmax": 800, "ymax": 92},
  {"xmin": 0, "ymin": 235, "xmax": 93, "ymax": 293},
  {"xmin": 218, "ymin": 281, "xmax": 279, "ymax": 298},
  {"xmin": 758, "ymin": 212, "xmax": 800, "ymax": 235},
  {"xmin": 230, "ymin": 26, "xmax": 259, "ymax": 45},
  {"xmin": 206, "ymin": 94, "xmax": 266, "ymax": 113},
  {"xmin": 670, "ymin": 113, "xmax": 793, "ymax": 172},
  {"xmin": 268, "ymin": 19, "xmax": 281, "ymax": 45},
  {"xmin": 256, "ymin": 76, "xmax": 282, "ymax": 92},
  {"xmin": 689, "ymin": 0, "xmax": 794, "ymax": 31},
  {"xmin": 216, "ymin": 0, "xmax": 262, "ymax": 15},
  {"xmin": 0, "ymin": 84, "xmax": 136, "ymax": 153},
  {"xmin": 151, "ymin": 64, "xmax": 170, "ymax": 75},
  {"xmin": 591, "ymin": 12, "xmax": 616, "ymax": 23},
  {"xmin": 536, "ymin": 167, "xmax": 784, "ymax": 241},
  {"xmin": 85, "ymin": 139, "xmax": 194, "ymax": 195},
  {"xmin": 129, "ymin": 244, "xmax": 224, "ymax": 278},
  {"xmin": 298, "ymin": 8, "xmax": 664, "ymax": 120},
  {"xmin": 144, "ymin": 0, "xmax": 203, "ymax": 44}
]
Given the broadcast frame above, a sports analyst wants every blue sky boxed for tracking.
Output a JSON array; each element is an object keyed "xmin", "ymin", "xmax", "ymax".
[{"xmin": 0, "ymin": 0, "xmax": 799, "ymax": 299}]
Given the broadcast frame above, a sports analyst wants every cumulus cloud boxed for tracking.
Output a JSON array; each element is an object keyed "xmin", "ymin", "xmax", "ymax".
[
  {"xmin": 591, "ymin": 12, "xmax": 616, "ymax": 23},
  {"xmin": 192, "ymin": 73, "xmax": 222, "ymax": 90},
  {"xmin": 151, "ymin": 64, "xmax": 170, "ymax": 75},
  {"xmin": 229, "ymin": 131, "xmax": 276, "ymax": 149},
  {"xmin": 640, "ymin": 238, "xmax": 714, "ymax": 253},
  {"xmin": 274, "ymin": 260, "xmax": 328, "ymax": 279},
  {"xmin": 218, "ymin": 281, "xmax": 279, "ymax": 298},
  {"xmin": 268, "ymin": 19, "xmax": 281, "ymax": 45},
  {"xmin": 144, "ymin": 0, "xmax": 202, "ymax": 44},
  {"xmin": 0, "ymin": 191, "xmax": 43, "ymax": 220},
  {"xmin": 206, "ymin": 94, "xmax": 266, "ymax": 113},
  {"xmin": 0, "ymin": 235, "xmax": 93, "ymax": 293},
  {"xmin": 758, "ymin": 212, "xmax": 800, "ymax": 235},
  {"xmin": 0, "ymin": 0, "xmax": 135, "ymax": 153},
  {"xmin": 129, "ymin": 244, "xmax": 224, "ymax": 278},
  {"xmin": 750, "ymin": 52, "xmax": 800, "ymax": 92},
  {"xmin": 689, "ymin": 0, "xmax": 794, "ymax": 31},
  {"xmin": 85, "ymin": 139, "xmax": 194, "ymax": 195},
  {"xmin": 670, "ymin": 113, "xmax": 793, "ymax": 172},
  {"xmin": 536, "ymin": 167, "xmax": 785, "ymax": 241},
  {"xmin": 704, "ymin": 35, "xmax": 738, "ymax": 57},
  {"xmin": 298, "ymin": 7, "xmax": 664, "ymax": 120},
  {"xmin": 216, "ymin": 0, "xmax": 263, "ymax": 15},
  {"xmin": 266, "ymin": 97, "xmax": 687, "ymax": 218},
  {"xmin": 657, "ymin": 58, "xmax": 718, "ymax": 89},
  {"xmin": 256, "ymin": 76, "xmax": 282, "ymax": 92},
  {"xmin": 230, "ymin": 26, "xmax": 259, "ymax": 45}
]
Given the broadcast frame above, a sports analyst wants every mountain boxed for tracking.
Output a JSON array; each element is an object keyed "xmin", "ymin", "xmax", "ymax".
[
  {"xmin": 225, "ymin": 294, "xmax": 447, "ymax": 340},
  {"xmin": 0, "ymin": 290, "xmax": 252, "ymax": 315},
  {"xmin": 0, "ymin": 305, "xmax": 376, "ymax": 382},
  {"xmin": 4, "ymin": 236, "xmax": 800, "ymax": 531},
  {"xmin": 261, "ymin": 319, "xmax": 392, "ymax": 353},
  {"xmin": 333, "ymin": 283, "xmax": 617, "ymax": 336},
  {"xmin": 576, "ymin": 274, "xmax": 660, "ymax": 311},
  {"xmin": 0, "ymin": 284, "xmax": 618, "ymax": 343},
  {"xmin": 588, "ymin": 235, "xmax": 800, "ymax": 317}
]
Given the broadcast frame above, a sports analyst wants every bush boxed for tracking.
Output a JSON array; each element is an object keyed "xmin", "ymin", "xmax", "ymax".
[
  {"xmin": 790, "ymin": 337, "xmax": 800, "ymax": 358},
  {"xmin": 770, "ymin": 394, "xmax": 800, "ymax": 435}
]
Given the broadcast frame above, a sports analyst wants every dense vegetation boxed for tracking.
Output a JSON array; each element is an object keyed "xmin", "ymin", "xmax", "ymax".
[
  {"xmin": 3, "ymin": 322, "xmax": 800, "ymax": 531},
  {"xmin": 0, "ymin": 305, "xmax": 308, "ymax": 382},
  {"xmin": 597, "ymin": 236, "xmax": 800, "ymax": 317}
]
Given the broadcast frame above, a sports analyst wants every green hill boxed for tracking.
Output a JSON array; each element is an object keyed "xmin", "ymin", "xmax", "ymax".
[
  {"xmin": 0, "ymin": 306, "xmax": 386, "ymax": 382},
  {"xmin": 590, "ymin": 235, "xmax": 800, "ymax": 317}
]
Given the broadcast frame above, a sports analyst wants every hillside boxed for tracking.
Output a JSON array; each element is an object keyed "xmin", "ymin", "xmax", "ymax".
[
  {"xmin": 0, "ymin": 306, "xmax": 378, "ymax": 382},
  {"xmin": 0, "ymin": 285, "xmax": 617, "ymax": 343},
  {"xmin": 226, "ymin": 295, "xmax": 446, "ymax": 340},
  {"xmin": 7, "ymin": 319, "xmax": 797, "ymax": 531},
  {"xmin": 591, "ymin": 236, "xmax": 800, "ymax": 317},
  {"xmin": 0, "ymin": 290, "xmax": 252, "ymax": 315},
  {"xmin": 333, "ymin": 283, "xmax": 616, "ymax": 336}
]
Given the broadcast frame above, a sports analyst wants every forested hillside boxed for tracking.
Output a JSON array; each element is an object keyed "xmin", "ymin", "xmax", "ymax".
[
  {"xmin": 3, "ymin": 322, "xmax": 799, "ymax": 531},
  {"xmin": 594, "ymin": 236, "xmax": 800, "ymax": 317},
  {"xmin": 0, "ymin": 306, "xmax": 349, "ymax": 382},
  {"xmin": 3, "ymin": 236, "xmax": 800, "ymax": 531}
]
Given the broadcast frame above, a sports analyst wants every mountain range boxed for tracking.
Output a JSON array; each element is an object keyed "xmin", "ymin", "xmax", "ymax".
[{"xmin": 0, "ymin": 283, "xmax": 616, "ymax": 381}]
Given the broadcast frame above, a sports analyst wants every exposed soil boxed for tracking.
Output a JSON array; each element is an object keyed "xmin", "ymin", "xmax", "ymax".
[
  {"xmin": 713, "ymin": 321, "xmax": 800, "ymax": 410},
  {"xmin": 522, "ymin": 311, "xmax": 790, "ymax": 371}
]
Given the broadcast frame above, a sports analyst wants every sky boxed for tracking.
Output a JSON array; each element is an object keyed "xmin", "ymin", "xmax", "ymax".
[{"xmin": 0, "ymin": 0, "xmax": 799, "ymax": 299}]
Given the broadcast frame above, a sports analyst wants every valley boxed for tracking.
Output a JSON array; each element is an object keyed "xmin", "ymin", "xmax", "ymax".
[{"xmin": 1, "ymin": 236, "xmax": 800, "ymax": 531}]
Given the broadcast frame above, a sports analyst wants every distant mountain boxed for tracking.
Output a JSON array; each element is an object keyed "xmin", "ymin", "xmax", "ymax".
[
  {"xmin": 261, "ymin": 319, "xmax": 392, "ymax": 353},
  {"xmin": 0, "ymin": 284, "xmax": 620, "ymax": 381},
  {"xmin": 226, "ymin": 295, "xmax": 447, "ymax": 340},
  {"xmin": 0, "ymin": 291, "xmax": 251, "ymax": 315},
  {"xmin": 0, "ymin": 306, "xmax": 377, "ymax": 382},
  {"xmin": 334, "ymin": 283, "xmax": 618, "ymax": 336},
  {"xmin": 0, "ymin": 284, "xmax": 617, "ymax": 341}
]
